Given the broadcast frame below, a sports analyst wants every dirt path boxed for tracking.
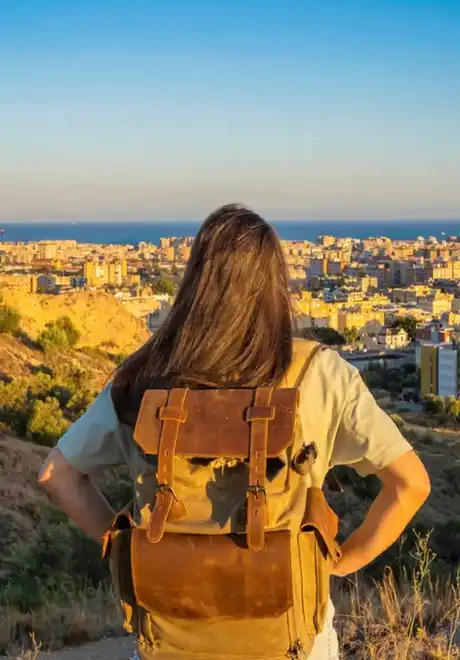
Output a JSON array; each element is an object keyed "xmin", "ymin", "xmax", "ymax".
[{"xmin": 35, "ymin": 637, "xmax": 135, "ymax": 660}]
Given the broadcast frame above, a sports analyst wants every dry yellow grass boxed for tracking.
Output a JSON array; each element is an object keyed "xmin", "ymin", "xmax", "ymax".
[
  {"xmin": 2, "ymin": 586, "xmax": 123, "ymax": 658},
  {"xmin": 335, "ymin": 535, "xmax": 460, "ymax": 658}
]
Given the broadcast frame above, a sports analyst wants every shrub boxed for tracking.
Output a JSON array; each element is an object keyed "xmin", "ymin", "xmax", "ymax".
[
  {"xmin": 445, "ymin": 395, "xmax": 460, "ymax": 420},
  {"xmin": 67, "ymin": 389, "xmax": 95, "ymax": 418},
  {"xmin": 152, "ymin": 278, "xmax": 176, "ymax": 296},
  {"xmin": 389, "ymin": 413, "xmax": 405, "ymax": 429},
  {"xmin": 0, "ymin": 379, "xmax": 30, "ymax": 436},
  {"xmin": 423, "ymin": 394, "xmax": 445, "ymax": 415},
  {"xmin": 0, "ymin": 304, "xmax": 21, "ymax": 335},
  {"xmin": 0, "ymin": 518, "xmax": 109, "ymax": 613},
  {"xmin": 38, "ymin": 316, "xmax": 80, "ymax": 350},
  {"xmin": 26, "ymin": 398, "xmax": 69, "ymax": 446},
  {"xmin": 26, "ymin": 372, "xmax": 54, "ymax": 399},
  {"xmin": 304, "ymin": 326, "xmax": 346, "ymax": 346}
]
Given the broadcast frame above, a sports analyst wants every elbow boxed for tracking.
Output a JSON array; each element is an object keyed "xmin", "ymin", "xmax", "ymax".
[
  {"xmin": 38, "ymin": 448, "xmax": 79, "ymax": 498},
  {"xmin": 38, "ymin": 458, "xmax": 59, "ymax": 497},
  {"xmin": 414, "ymin": 472, "xmax": 431, "ymax": 505},
  {"xmin": 402, "ymin": 469, "xmax": 431, "ymax": 512}
]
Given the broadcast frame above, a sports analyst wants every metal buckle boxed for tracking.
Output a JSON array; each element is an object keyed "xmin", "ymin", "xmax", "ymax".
[
  {"xmin": 247, "ymin": 485, "xmax": 267, "ymax": 500},
  {"xmin": 155, "ymin": 484, "xmax": 178, "ymax": 501}
]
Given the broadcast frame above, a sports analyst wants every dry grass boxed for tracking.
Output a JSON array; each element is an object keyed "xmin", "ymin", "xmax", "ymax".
[
  {"xmin": 336, "ymin": 534, "xmax": 460, "ymax": 659},
  {"xmin": 1, "ymin": 586, "xmax": 122, "ymax": 657}
]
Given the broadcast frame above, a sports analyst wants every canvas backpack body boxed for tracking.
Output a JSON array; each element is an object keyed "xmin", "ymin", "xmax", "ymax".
[{"xmin": 103, "ymin": 340, "xmax": 341, "ymax": 659}]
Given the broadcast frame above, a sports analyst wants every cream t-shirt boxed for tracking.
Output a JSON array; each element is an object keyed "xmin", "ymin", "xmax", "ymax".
[{"xmin": 57, "ymin": 345, "xmax": 413, "ymax": 484}]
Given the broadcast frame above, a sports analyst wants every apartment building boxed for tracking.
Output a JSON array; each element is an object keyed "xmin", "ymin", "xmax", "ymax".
[{"xmin": 420, "ymin": 342, "xmax": 459, "ymax": 397}]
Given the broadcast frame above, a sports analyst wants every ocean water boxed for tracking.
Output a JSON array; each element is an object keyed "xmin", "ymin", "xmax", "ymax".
[{"xmin": 0, "ymin": 220, "xmax": 458, "ymax": 245}]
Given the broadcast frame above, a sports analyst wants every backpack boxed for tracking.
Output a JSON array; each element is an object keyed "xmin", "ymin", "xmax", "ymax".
[{"xmin": 103, "ymin": 340, "xmax": 341, "ymax": 659}]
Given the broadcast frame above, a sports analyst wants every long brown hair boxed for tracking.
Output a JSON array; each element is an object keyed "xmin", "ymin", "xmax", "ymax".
[{"xmin": 112, "ymin": 204, "xmax": 293, "ymax": 422}]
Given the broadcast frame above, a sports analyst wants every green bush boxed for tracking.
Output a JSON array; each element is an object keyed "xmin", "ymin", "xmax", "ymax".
[
  {"xmin": 38, "ymin": 316, "xmax": 80, "ymax": 350},
  {"xmin": 152, "ymin": 278, "xmax": 176, "ymax": 296},
  {"xmin": 423, "ymin": 394, "xmax": 445, "ymax": 416},
  {"xmin": 26, "ymin": 371, "xmax": 54, "ymax": 398},
  {"xmin": 67, "ymin": 388, "xmax": 96, "ymax": 417},
  {"xmin": 303, "ymin": 327, "xmax": 346, "ymax": 346},
  {"xmin": 0, "ymin": 379, "xmax": 30, "ymax": 436},
  {"xmin": 0, "ymin": 304, "xmax": 21, "ymax": 334},
  {"xmin": 389, "ymin": 413, "xmax": 405, "ymax": 429},
  {"xmin": 0, "ymin": 518, "xmax": 109, "ymax": 613},
  {"xmin": 26, "ymin": 397, "xmax": 69, "ymax": 445}
]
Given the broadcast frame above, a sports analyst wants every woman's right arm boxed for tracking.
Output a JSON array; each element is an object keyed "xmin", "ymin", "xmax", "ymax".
[
  {"xmin": 328, "ymin": 361, "xmax": 431, "ymax": 576},
  {"xmin": 332, "ymin": 449, "xmax": 430, "ymax": 576}
]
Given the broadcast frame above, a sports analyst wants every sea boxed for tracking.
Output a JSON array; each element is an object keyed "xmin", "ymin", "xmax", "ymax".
[{"xmin": 0, "ymin": 220, "xmax": 458, "ymax": 245}]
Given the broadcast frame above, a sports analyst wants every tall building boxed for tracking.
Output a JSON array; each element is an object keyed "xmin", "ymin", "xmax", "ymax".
[
  {"xmin": 83, "ymin": 260, "xmax": 99, "ymax": 286},
  {"xmin": 107, "ymin": 259, "xmax": 127, "ymax": 286},
  {"xmin": 420, "ymin": 343, "xmax": 459, "ymax": 397},
  {"xmin": 420, "ymin": 344, "xmax": 439, "ymax": 396},
  {"xmin": 39, "ymin": 242, "xmax": 57, "ymax": 260}
]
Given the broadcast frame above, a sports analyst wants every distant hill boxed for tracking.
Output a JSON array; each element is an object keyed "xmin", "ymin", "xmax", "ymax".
[{"xmin": 0, "ymin": 289, "xmax": 149, "ymax": 353}]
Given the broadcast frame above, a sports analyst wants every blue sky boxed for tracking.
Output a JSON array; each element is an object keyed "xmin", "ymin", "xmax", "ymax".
[{"xmin": 1, "ymin": 0, "xmax": 459, "ymax": 222}]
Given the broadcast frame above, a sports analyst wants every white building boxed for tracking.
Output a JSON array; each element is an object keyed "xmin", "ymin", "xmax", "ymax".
[{"xmin": 437, "ymin": 345, "xmax": 459, "ymax": 397}]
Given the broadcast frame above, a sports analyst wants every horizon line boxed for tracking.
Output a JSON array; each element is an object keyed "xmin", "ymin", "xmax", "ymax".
[{"xmin": 1, "ymin": 218, "xmax": 460, "ymax": 226}]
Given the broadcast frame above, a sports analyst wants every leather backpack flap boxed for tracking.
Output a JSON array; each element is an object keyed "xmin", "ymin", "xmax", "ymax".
[
  {"xmin": 131, "ymin": 528, "xmax": 293, "ymax": 620},
  {"xmin": 133, "ymin": 387, "xmax": 298, "ymax": 459}
]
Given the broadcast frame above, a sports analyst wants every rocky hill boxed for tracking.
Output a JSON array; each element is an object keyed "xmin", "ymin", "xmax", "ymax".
[{"xmin": 0, "ymin": 289, "xmax": 149, "ymax": 353}]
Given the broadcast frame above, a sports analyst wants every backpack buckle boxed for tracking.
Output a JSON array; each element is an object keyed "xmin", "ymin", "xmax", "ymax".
[
  {"xmin": 156, "ymin": 483, "xmax": 178, "ymax": 501},
  {"xmin": 247, "ymin": 485, "xmax": 267, "ymax": 500}
]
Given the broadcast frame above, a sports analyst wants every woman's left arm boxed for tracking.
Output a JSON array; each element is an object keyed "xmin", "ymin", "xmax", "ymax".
[
  {"xmin": 39, "ymin": 447, "xmax": 116, "ymax": 544},
  {"xmin": 38, "ymin": 385, "xmax": 126, "ymax": 544}
]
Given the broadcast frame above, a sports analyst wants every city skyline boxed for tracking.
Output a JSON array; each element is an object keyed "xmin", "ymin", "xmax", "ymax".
[{"xmin": 1, "ymin": 0, "xmax": 460, "ymax": 222}]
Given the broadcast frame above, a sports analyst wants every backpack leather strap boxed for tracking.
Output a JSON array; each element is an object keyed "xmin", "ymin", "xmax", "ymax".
[
  {"xmin": 246, "ymin": 387, "xmax": 274, "ymax": 552},
  {"xmin": 147, "ymin": 388, "xmax": 188, "ymax": 543},
  {"xmin": 294, "ymin": 342, "xmax": 325, "ymax": 388}
]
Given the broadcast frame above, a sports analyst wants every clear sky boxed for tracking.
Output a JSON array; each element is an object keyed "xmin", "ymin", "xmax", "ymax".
[{"xmin": 1, "ymin": 0, "xmax": 459, "ymax": 222}]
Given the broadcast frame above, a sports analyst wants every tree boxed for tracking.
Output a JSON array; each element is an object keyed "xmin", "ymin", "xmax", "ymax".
[
  {"xmin": 0, "ymin": 304, "xmax": 21, "ymax": 334},
  {"xmin": 38, "ymin": 316, "xmax": 80, "ymax": 350},
  {"xmin": 152, "ymin": 278, "xmax": 176, "ymax": 296},
  {"xmin": 38, "ymin": 323, "xmax": 69, "ymax": 350},
  {"xmin": 55, "ymin": 316, "xmax": 80, "ymax": 347},
  {"xmin": 445, "ymin": 396, "xmax": 460, "ymax": 421},
  {"xmin": 343, "ymin": 326, "xmax": 359, "ymax": 346},
  {"xmin": 304, "ymin": 326, "xmax": 346, "ymax": 346},
  {"xmin": 423, "ymin": 394, "xmax": 445, "ymax": 416},
  {"xmin": 392, "ymin": 317, "xmax": 417, "ymax": 342}
]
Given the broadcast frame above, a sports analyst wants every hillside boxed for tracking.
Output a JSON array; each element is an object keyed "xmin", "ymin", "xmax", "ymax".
[
  {"xmin": 0, "ymin": 289, "xmax": 149, "ymax": 353},
  {"xmin": 0, "ymin": 335, "xmax": 459, "ymax": 657},
  {"xmin": 0, "ymin": 334, "xmax": 115, "ymax": 389},
  {"xmin": 0, "ymin": 434, "xmax": 49, "ymax": 561}
]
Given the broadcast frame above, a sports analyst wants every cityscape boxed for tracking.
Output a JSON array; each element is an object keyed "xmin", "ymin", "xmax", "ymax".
[{"xmin": 1, "ymin": 228, "xmax": 459, "ymax": 399}]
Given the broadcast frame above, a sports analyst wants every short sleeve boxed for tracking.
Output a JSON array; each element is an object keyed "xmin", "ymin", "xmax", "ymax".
[
  {"xmin": 331, "ymin": 368, "xmax": 413, "ymax": 477},
  {"xmin": 57, "ymin": 384, "xmax": 126, "ymax": 474}
]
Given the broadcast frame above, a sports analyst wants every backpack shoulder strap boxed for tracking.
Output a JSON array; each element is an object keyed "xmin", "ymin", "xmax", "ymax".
[{"xmin": 280, "ymin": 339, "xmax": 325, "ymax": 388}]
